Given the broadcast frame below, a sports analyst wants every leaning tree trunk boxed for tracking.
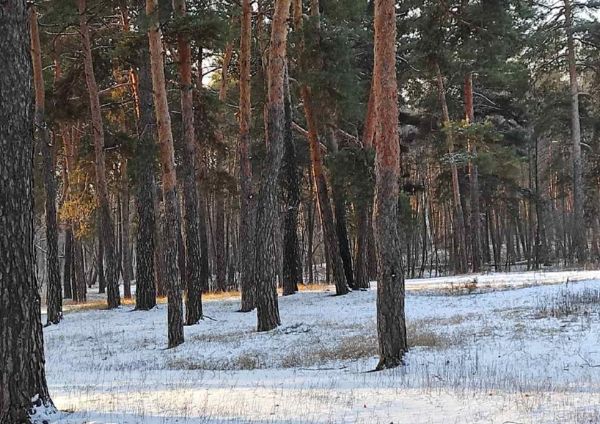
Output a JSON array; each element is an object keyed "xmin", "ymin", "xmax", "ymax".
[
  {"xmin": 297, "ymin": 0, "xmax": 349, "ymax": 295},
  {"xmin": 255, "ymin": 0, "xmax": 292, "ymax": 332},
  {"xmin": 282, "ymin": 64, "xmax": 303, "ymax": 295},
  {"xmin": 79, "ymin": 0, "xmax": 120, "ymax": 308},
  {"xmin": 373, "ymin": 0, "xmax": 408, "ymax": 370},
  {"xmin": 173, "ymin": 0, "xmax": 203, "ymax": 324},
  {"xmin": 0, "ymin": 2, "xmax": 55, "ymax": 419},
  {"xmin": 239, "ymin": 0, "xmax": 257, "ymax": 310},
  {"xmin": 564, "ymin": 0, "xmax": 587, "ymax": 264},
  {"xmin": 301, "ymin": 87, "xmax": 349, "ymax": 295},
  {"xmin": 147, "ymin": 0, "xmax": 184, "ymax": 347},
  {"xmin": 30, "ymin": 6, "xmax": 62, "ymax": 325}
]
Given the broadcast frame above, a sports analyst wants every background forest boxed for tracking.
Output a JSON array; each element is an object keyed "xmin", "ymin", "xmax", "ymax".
[{"xmin": 32, "ymin": 0, "xmax": 600, "ymax": 313}]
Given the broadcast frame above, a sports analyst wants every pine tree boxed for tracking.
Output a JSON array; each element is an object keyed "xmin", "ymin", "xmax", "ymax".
[
  {"xmin": 0, "ymin": 1, "xmax": 55, "ymax": 419},
  {"xmin": 373, "ymin": 0, "xmax": 408, "ymax": 370},
  {"xmin": 146, "ymin": 0, "xmax": 184, "ymax": 347}
]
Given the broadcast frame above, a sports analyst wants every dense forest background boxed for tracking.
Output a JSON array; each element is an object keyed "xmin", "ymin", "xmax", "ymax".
[{"xmin": 32, "ymin": 0, "xmax": 600, "ymax": 301}]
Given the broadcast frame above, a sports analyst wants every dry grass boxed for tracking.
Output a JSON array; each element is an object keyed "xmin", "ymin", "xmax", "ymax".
[{"xmin": 533, "ymin": 287, "xmax": 600, "ymax": 319}]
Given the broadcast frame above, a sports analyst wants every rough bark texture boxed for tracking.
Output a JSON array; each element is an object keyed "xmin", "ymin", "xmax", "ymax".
[
  {"xmin": 464, "ymin": 72, "xmax": 482, "ymax": 272},
  {"xmin": 301, "ymin": 86, "xmax": 349, "ymax": 295},
  {"xmin": 173, "ymin": 0, "xmax": 203, "ymax": 325},
  {"xmin": 133, "ymin": 0, "xmax": 158, "ymax": 311},
  {"xmin": 147, "ymin": 0, "xmax": 184, "ymax": 347},
  {"xmin": 0, "ymin": 1, "xmax": 55, "ymax": 419},
  {"xmin": 30, "ymin": 6, "xmax": 62, "ymax": 325},
  {"xmin": 434, "ymin": 62, "xmax": 468, "ymax": 274},
  {"xmin": 215, "ymin": 44, "xmax": 234, "ymax": 292},
  {"xmin": 79, "ymin": 0, "xmax": 120, "ymax": 308},
  {"xmin": 564, "ymin": 0, "xmax": 587, "ymax": 263},
  {"xmin": 373, "ymin": 0, "xmax": 408, "ymax": 370},
  {"xmin": 63, "ymin": 228, "xmax": 74, "ymax": 299},
  {"xmin": 121, "ymin": 160, "xmax": 133, "ymax": 299},
  {"xmin": 329, "ymin": 132, "xmax": 354, "ymax": 289},
  {"xmin": 282, "ymin": 65, "xmax": 303, "ymax": 295},
  {"xmin": 239, "ymin": 0, "xmax": 257, "ymax": 310},
  {"xmin": 255, "ymin": 0, "xmax": 291, "ymax": 332}
]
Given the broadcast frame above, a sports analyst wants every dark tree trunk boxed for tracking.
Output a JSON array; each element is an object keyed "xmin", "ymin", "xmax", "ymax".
[
  {"xmin": 30, "ymin": 6, "xmax": 62, "ymax": 325},
  {"xmin": 63, "ymin": 228, "xmax": 74, "ymax": 299},
  {"xmin": 73, "ymin": 239, "xmax": 87, "ymax": 302},
  {"xmin": 133, "ymin": 9, "xmax": 157, "ymax": 310},
  {"xmin": 79, "ymin": 0, "xmax": 120, "ymax": 308},
  {"xmin": 354, "ymin": 201, "xmax": 371, "ymax": 289},
  {"xmin": 97, "ymin": 218, "xmax": 106, "ymax": 294},
  {"xmin": 464, "ymin": 72, "xmax": 482, "ymax": 272},
  {"xmin": 255, "ymin": 0, "xmax": 292, "ymax": 332},
  {"xmin": 0, "ymin": 2, "xmax": 55, "ymax": 418},
  {"xmin": 564, "ymin": 0, "xmax": 587, "ymax": 263},
  {"xmin": 330, "ymin": 151, "xmax": 354, "ymax": 289},
  {"xmin": 239, "ymin": 0, "xmax": 257, "ymax": 310},
  {"xmin": 282, "ymin": 64, "xmax": 302, "ymax": 295},
  {"xmin": 173, "ymin": 0, "xmax": 203, "ymax": 325},
  {"xmin": 301, "ymin": 86, "xmax": 349, "ymax": 295},
  {"xmin": 147, "ymin": 0, "xmax": 184, "ymax": 347},
  {"xmin": 373, "ymin": 0, "xmax": 407, "ymax": 370},
  {"xmin": 122, "ymin": 161, "xmax": 132, "ymax": 299}
]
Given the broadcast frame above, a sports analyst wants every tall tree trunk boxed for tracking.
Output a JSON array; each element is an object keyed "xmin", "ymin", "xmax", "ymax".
[
  {"xmin": 173, "ymin": 0, "xmax": 203, "ymax": 324},
  {"xmin": 282, "ymin": 64, "xmax": 303, "ymax": 295},
  {"xmin": 329, "ymin": 132, "xmax": 354, "ymax": 288},
  {"xmin": 0, "ymin": 2, "xmax": 55, "ymax": 418},
  {"xmin": 300, "ymin": 87, "xmax": 349, "ymax": 295},
  {"xmin": 147, "ymin": 0, "xmax": 184, "ymax": 347},
  {"xmin": 464, "ymin": 72, "xmax": 482, "ymax": 272},
  {"xmin": 63, "ymin": 228, "xmax": 74, "ymax": 299},
  {"xmin": 121, "ymin": 160, "xmax": 132, "ymax": 299},
  {"xmin": 239, "ymin": 0, "xmax": 257, "ymax": 310},
  {"xmin": 30, "ymin": 6, "xmax": 62, "ymax": 325},
  {"xmin": 373, "ymin": 0, "xmax": 407, "ymax": 370},
  {"xmin": 97, "ymin": 222, "xmax": 105, "ymax": 293},
  {"xmin": 564, "ymin": 0, "xmax": 587, "ymax": 263},
  {"xmin": 133, "ymin": 0, "xmax": 157, "ymax": 310},
  {"xmin": 78, "ymin": 0, "xmax": 120, "ymax": 308},
  {"xmin": 194, "ymin": 50, "xmax": 211, "ymax": 296},
  {"xmin": 434, "ymin": 62, "xmax": 467, "ymax": 274},
  {"xmin": 297, "ymin": 0, "xmax": 348, "ymax": 295},
  {"xmin": 255, "ymin": 0, "xmax": 291, "ymax": 331},
  {"xmin": 215, "ymin": 43, "xmax": 234, "ymax": 292}
]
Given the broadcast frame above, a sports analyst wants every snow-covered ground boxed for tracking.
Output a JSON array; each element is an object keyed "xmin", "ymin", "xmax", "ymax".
[{"xmin": 43, "ymin": 270, "xmax": 600, "ymax": 423}]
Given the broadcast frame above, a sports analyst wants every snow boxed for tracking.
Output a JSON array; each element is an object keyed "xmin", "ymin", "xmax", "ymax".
[{"xmin": 43, "ymin": 270, "xmax": 600, "ymax": 423}]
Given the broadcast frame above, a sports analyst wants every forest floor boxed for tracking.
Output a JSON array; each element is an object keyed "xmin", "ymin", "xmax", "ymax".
[{"xmin": 42, "ymin": 270, "xmax": 600, "ymax": 423}]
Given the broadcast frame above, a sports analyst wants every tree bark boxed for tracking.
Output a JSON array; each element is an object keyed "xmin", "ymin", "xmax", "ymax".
[
  {"xmin": 434, "ymin": 62, "xmax": 468, "ymax": 274},
  {"xmin": 133, "ymin": 0, "xmax": 157, "ymax": 310},
  {"xmin": 300, "ymin": 86, "xmax": 349, "ymax": 295},
  {"xmin": 121, "ymin": 160, "xmax": 132, "ymax": 299},
  {"xmin": 173, "ymin": 0, "xmax": 203, "ymax": 324},
  {"xmin": 564, "ymin": 0, "xmax": 587, "ymax": 263},
  {"xmin": 0, "ymin": 1, "xmax": 55, "ymax": 418},
  {"xmin": 147, "ymin": 0, "xmax": 184, "ymax": 347},
  {"xmin": 255, "ymin": 0, "xmax": 291, "ymax": 331},
  {"xmin": 464, "ymin": 72, "xmax": 482, "ymax": 272},
  {"xmin": 373, "ymin": 0, "xmax": 408, "ymax": 370},
  {"xmin": 282, "ymin": 64, "xmax": 303, "ymax": 295},
  {"xmin": 30, "ymin": 6, "xmax": 62, "ymax": 325},
  {"xmin": 239, "ymin": 0, "xmax": 257, "ymax": 310},
  {"xmin": 78, "ymin": 0, "xmax": 120, "ymax": 308}
]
